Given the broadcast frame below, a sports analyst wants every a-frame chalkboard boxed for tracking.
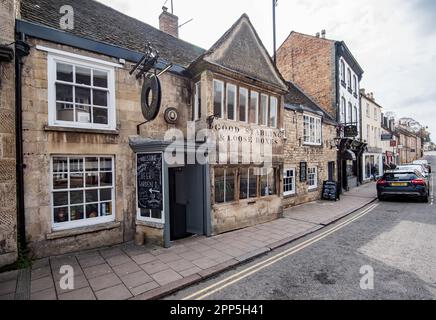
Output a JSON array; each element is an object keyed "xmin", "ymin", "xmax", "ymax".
[{"xmin": 137, "ymin": 153, "xmax": 163, "ymax": 210}]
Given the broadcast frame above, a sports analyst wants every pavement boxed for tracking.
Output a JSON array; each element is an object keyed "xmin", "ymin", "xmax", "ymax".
[
  {"xmin": 0, "ymin": 182, "xmax": 376, "ymax": 301},
  {"xmin": 166, "ymin": 154, "xmax": 436, "ymax": 300}
]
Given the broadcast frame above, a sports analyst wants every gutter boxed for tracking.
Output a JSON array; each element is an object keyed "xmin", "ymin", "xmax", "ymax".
[{"xmin": 15, "ymin": 35, "xmax": 30, "ymax": 252}]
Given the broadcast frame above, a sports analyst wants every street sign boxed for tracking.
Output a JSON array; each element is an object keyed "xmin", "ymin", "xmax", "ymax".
[
  {"xmin": 390, "ymin": 140, "xmax": 397, "ymax": 147},
  {"xmin": 344, "ymin": 125, "xmax": 358, "ymax": 138}
]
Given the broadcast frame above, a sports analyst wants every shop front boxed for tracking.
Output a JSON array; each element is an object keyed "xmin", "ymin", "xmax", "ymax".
[
  {"xmin": 362, "ymin": 149, "xmax": 384, "ymax": 182},
  {"xmin": 338, "ymin": 138, "xmax": 367, "ymax": 191}
]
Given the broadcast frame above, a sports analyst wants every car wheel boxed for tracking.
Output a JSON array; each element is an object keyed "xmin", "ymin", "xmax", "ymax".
[
  {"xmin": 422, "ymin": 196, "xmax": 429, "ymax": 203},
  {"xmin": 378, "ymin": 196, "xmax": 385, "ymax": 202}
]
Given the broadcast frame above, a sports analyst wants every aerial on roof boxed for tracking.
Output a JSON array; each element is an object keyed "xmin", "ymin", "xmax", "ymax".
[{"xmin": 20, "ymin": 0, "xmax": 205, "ymax": 67}]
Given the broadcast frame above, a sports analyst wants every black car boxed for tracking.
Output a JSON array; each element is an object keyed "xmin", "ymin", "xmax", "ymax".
[{"xmin": 377, "ymin": 170, "xmax": 430, "ymax": 202}]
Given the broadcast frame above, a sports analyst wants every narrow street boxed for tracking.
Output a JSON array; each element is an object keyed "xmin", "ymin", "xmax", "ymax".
[{"xmin": 167, "ymin": 154, "xmax": 436, "ymax": 300}]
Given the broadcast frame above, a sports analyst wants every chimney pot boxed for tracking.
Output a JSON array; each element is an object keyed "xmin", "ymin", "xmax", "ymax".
[
  {"xmin": 316, "ymin": 32, "xmax": 320, "ymax": 38},
  {"xmin": 159, "ymin": 6, "xmax": 179, "ymax": 38},
  {"xmin": 321, "ymin": 29, "xmax": 326, "ymax": 38}
]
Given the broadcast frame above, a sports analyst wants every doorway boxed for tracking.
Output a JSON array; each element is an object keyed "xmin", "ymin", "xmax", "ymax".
[{"xmin": 168, "ymin": 165, "xmax": 207, "ymax": 241}]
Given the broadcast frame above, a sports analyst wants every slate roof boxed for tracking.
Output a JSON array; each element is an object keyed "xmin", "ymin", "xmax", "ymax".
[
  {"xmin": 285, "ymin": 82, "xmax": 337, "ymax": 124},
  {"xmin": 20, "ymin": 0, "xmax": 205, "ymax": 67},
  {"xmin": 191, "ymin": 14, "xmax": 288, "ymax": 91}
]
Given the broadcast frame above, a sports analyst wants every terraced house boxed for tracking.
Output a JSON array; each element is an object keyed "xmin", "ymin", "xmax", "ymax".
[{"xmin": 4, "ymin": 0, "xmax": 293, "ymax": 259}]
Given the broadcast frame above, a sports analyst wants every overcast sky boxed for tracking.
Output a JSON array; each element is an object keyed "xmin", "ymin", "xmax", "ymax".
[{"xmin": 97, "ymin": 0, "xmax": 436, "ymax": 139}]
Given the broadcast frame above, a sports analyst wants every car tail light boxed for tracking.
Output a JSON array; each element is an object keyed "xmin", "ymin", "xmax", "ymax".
[
  {"xmin": 377, "ymin": 180, "xmax": 387, "ymax": 186},
  {"xmin": 412, "ymin": 178, "xmax": 426, "ymax": 186}
]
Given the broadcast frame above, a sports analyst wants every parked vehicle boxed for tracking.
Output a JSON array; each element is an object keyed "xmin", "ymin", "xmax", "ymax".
[
  {"xmin": 377, "ymin": 170, "xmax": 429, "ymax": 202},
  {"xmin": 396, "ymin": 164, "xmax": 429, "ymax": 179},
  {"xmin": 413, "ymin": 160, "xmax": 432, "ymax": 173}
]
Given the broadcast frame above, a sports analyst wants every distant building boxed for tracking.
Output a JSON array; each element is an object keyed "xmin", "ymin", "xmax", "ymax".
[
  {"xmin": 360, "ymin": 90, "xmax": 384, "ymax": 181},
  {"xmin": 276, "ymin": 31, "xmax": 365, "ymax": 192}
]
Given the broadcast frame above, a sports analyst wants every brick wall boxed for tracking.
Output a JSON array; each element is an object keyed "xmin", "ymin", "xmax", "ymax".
[
  {"xmin": 0, "ymin": 0, "xmax": 18, "ymax": 267},
  {"xmin": 276, "ymin": 33, "xmax": 337, "ymax": 119},
  {"xmin": 282, "ymin": 109, "xmax": 337, "ymax": 208}
]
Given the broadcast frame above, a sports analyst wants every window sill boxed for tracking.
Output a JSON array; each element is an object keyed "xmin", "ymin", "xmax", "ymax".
[
  {"xmin": 283, "ymin": 193, "xmax": 297, "ymax": 199},
  {"xmin": 136, "ymin": 220, "xmax": 164, "ymax": 229},
  {"xmin": 47, "ymin": 221, "xmax": 121, "ymax": 240},
  {"xmin": 347, "ymin": 87, "xmax": 353, "ymax": 94},
  {"xmin": 308, "ymin": 188, "xmax": 319, "ymax": 193},
  {"xmin": 44, "ymin": 125, "xmax": 120, "ymax": 135}
]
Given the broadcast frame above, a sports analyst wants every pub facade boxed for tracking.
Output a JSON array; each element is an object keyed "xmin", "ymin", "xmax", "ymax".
[{"xmin": 16, "ymin": 0, "xmax": 289, "ymax": 257}]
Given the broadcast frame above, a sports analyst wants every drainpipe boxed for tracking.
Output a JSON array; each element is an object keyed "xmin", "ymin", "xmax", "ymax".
[
  {"xmin": 15, "ymin": 34, "xmax": 30, "ymax": 252},
  {"xmin": 334, "ymin": 43, "xmax": 343, "ymax": 194}
]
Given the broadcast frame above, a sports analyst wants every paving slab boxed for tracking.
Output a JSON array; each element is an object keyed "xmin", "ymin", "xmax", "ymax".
[
  {"xmin": 130, "ymin": 281, "xmax": 159, "ymax": 296},
  {"xmin": 95, "ymin": 283, "xmax": 132, "ymax": 300},
  {"xmin": 113, "ymin": 262, "xmax": 142, "ymax": 277},
  {"xmin": 83, "ymin": 263, "xmax": 113, "ymax": 279},
  {"xmin": 0, "ymin": 279, "xmax": 17, "ymax": 296},
  {"xmin": 58, "ymin": 286, "xmax": 96, "ymax": 300},
  {"xmin": 140, "ymin": 260, "xmax": 171, "ymax": 275},
  {"xmin": 30, "ymin": 276, "xmax": 54, "ymax": 294},
  {"xmin": 30, "ymin": 288, "xmax": 57, "ymax": 300},
  {"xmin": 121, "ymin": 271, "xmax": 153, "ymax": 289},
  {"xmin": 151, "ymin": 269, "xmax": 183, "ymax": 286}
]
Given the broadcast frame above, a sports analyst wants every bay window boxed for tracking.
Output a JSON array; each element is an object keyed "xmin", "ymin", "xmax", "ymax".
[
  {"xmin": 259, "ymin": 94, "xmax": 269, "ymax": 126},
  {"xmin": 51, "ymin": 156, "xmax": 115, "ymax": 230},
  {"xmin": 269, "ymin": 96, "xmax": 278, "ymax": 128},
  {"xmin": 260, "ymin": 168, "xmax": 276, "ymax": 196},
  {"xmin": 303, "ymin": 114, "xmax": 322, "ymax": 145},
  {"xmin": 239, "ymin": 87, "xmax": 248, "ymax": 123},
  {"xmin": 239, "ymin": 168, "xmax": 258, "ymax": 200},
  {"xmin": 215, "ymin": 168, "xmax": 235, "ymax": 204},
  {"xmin": 48, "ymin": 53, "xmax": 115, "ymax": 130},
  {"xmin": 194, "ymin": 81, "xmax": 201, "ymax": 121},
  {"xmin": 227, "ymin": 84, "xmax": 237, "ymax": 120},
  {"xmin": 250, "ymin": 91, "xmax": 259, "ymax": 124},
  {"xmin": 213, "ymin": 80, "xmax": 224, "ymax": 118}
]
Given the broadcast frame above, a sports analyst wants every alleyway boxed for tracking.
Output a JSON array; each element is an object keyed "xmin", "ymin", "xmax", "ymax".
[{"xmin": 0, "ymin": 183, "xmax": 376, "ymax": 300}]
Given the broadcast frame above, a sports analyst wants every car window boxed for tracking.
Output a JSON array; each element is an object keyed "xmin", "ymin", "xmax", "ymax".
[{"xmin": 384, "ymin": 173, "xmax": 418, "ymax": 181}]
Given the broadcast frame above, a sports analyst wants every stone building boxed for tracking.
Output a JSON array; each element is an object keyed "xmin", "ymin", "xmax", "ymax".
[
  {"xmin": 381, "ymin": 113, "xmax": 398, "ymax": 167},
  {"xmin": 360, "ymin": 90, "xmax": 384, "ymax": 182},
  {"xmin": 0, "ymin": 0, "xmax": 19, "ymax": 268},
  {"xmin": 276, "ymin": 31, "xmax": 366, "ymax": 192},
  {"xmin": 13, "ymin": 0, "xmax": 288, "ymax": 258},
  {"xmin": 283, "ymin": 83, "xmax": 337, "ymax": 208}
]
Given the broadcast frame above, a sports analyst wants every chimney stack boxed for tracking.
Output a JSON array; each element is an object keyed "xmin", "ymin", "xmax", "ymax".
[
  {"xmin": 159, "ymin": 6, "xmax": 179, "ymax": 38},
  {"xmin": 321, "ymin": 29, "xmax": 326, "ymax": 38}
]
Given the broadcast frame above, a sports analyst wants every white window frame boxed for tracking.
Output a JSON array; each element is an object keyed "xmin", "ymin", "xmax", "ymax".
[
  {"xmin": 269, "ymin": 96, "xmax": 278, "ymax": 128},
  {"xmin": 303, "ymin": 114, "xmax": 322, "ymax": 146},
  {"xmin": 347, "ymin": 102, "xmax": 353, "ymax": 124},
  {"xmin": 250, "ymin": 91, "xmax": 259, "ymax": 125},
  {"xmin": 136, "ymin": 152, "xmax": 165, "ymax": 224},
  {"xmin": 215, "ymin": 168, "xmax": 236, "ymax": 204},
  {"xmin": 283, "ymin": 168, "xmax": 296, "ymax": 196},
  {"xmin": 51, "ymin": 155, "xmax": 116, "ymax": 231},
  {"xmin": 260, "ymin": 94, "xmax": 269, "ymax": 126},
  {"xmin": 340, "ymin": 97, "xmax": 346, "ymax": 123},
  {"xmin": 226, "ymin": 83, "xmax": 237, "ymax": 121},
  {"xmin": 194, "ymin": 81, "xmax": 201, "ymax": 121},
  {"xmin": 213, "ymin": 79, "xmax": 224, "ymax": 118},
  {"xmin": 47, "ymin": 52, "xmax": 116, "ymax": 130},
  {"xmin": 308, "ymin": 166, "xmax": 318, "ymax": 190},
  {"xmin": 239, "ymin": 87, "xmax": 249, "ymax": 123}
]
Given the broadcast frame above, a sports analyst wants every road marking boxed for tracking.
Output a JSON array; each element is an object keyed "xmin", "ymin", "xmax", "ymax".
[{"xmin": 182, "ymin": 203, "xmax": 380, "ymax": 300}]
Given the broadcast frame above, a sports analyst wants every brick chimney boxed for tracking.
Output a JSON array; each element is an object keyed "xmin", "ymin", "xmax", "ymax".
[{"xmin": 159, "ymin": 6, "xmax": 178, "ymax": 38}]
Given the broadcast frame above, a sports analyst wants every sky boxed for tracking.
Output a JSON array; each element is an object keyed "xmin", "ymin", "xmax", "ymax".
[{"xmin": 97, "ymin": 0, "xmax": 436, "ymax": 140}]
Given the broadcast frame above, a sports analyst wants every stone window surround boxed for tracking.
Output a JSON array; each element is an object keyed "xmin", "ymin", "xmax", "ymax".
[
  {"xmin": 212, "ymin": 77, "xmax": 279, "ymax": 128},
  {"xmin": 44, "ymin": 46, "xmax": 117, "ymax": 131},
  {"xmin": 283, "ymin": 167, "xmax": 296, "ymax": 197},
  {"xmin": 213, "ymin": 166, "xmax": 279, "ymax": 206},
  {"xmin": 50, "ymin": 155, "xmax": 116, "ymax": 231},
  {"xmin": 308, "ymin": 166, "xmax": 318, "ymax": 190},
  {"xmin": 302, "ymin": 113, "xmax": 322, "ymax": 146}
]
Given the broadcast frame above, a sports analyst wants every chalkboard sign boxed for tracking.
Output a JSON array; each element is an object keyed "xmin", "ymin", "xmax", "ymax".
[
  {"xmin": 300, "ymin": 162, "xmax": 307, "ymax": 182},
  {"xmin": 137, "ymin": 153, "xmax": 163, "ymax": 210},
  {"xmin": 322, "ymin": 181, "xmax": 339, "ymax": 201}
]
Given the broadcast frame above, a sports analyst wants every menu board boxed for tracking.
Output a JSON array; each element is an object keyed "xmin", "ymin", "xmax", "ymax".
[
  {"xmin": 137, "ymin": 153, "xmax": 163, "ymax": 210},
  {"xmin": 322, "ymin": 181, "xmax": 339, "ymax": 201}
]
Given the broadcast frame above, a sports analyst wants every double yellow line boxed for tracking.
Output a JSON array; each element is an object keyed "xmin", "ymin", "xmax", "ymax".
[{"xmin": 183, "ymin": 203, "xmax": 380, "ymax": 300}]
